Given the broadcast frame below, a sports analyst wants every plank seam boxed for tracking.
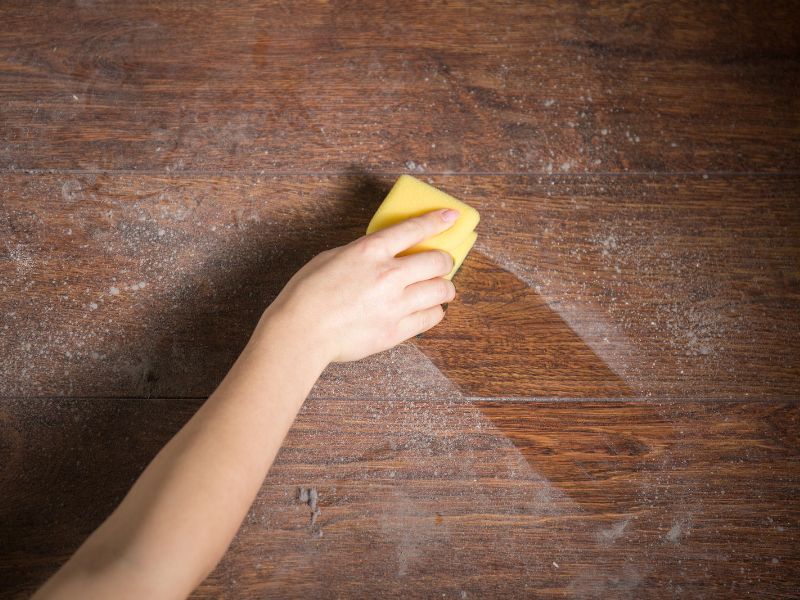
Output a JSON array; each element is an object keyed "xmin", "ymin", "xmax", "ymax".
[
  {"xmin": 2, "ymin": 169, "xmax": 800, "ymax": 178},
  {"xmin": 1, "ymin": 395, "xmax": 797, "ymax": 403}
]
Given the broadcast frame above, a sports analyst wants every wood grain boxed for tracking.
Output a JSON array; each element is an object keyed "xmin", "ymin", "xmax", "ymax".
[
  {"xmin": 418, "ymin": 250, "xmax": 632, "ymax": 397},
  {"xmin": 2, "ymin": 2, "xmax": 799, "ymax": 596},
  {"xmin": 1, "ymin": 1, "xmax": 798, "ymax": 173},
  {"xmin": 468, "ymin": 174, "xmax": 800, "ymax": 399},
  {"xmin": 2, "ymin": 174, "xmax": 798, "ymax": 398},
  {"xmin": 1, "ymin": 397, "xmax": 797, "ymax": 599}
]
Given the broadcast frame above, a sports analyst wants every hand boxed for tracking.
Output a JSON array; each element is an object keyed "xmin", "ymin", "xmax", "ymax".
[{"xmin": 261, "ymin": 209, "xmax": 459, "ymax": 363}]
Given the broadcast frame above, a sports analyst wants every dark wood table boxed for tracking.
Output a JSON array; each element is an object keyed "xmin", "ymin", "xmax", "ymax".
[{"xmin": 1, "ymin": 2, "xmax": 798, "ymax": 597}]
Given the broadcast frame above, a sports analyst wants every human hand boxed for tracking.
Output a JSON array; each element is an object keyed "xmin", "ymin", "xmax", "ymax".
[{"xmin": 262, "ymin": 209, "xmax": 459, "ymax": 363}]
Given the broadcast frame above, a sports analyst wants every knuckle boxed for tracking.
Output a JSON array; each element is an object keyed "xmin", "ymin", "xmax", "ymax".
[
  {"xmin": 376, "ymin": 264, "xmax": 401, "ymax": 285},
  {"xmin": 356, "ymin": 235, "xmax": 385, "ymax": 256},
  {"xmin": 435, "ymin": 279, "xmax": 452, "ymax": 300},
  {"xmin": 406, "ymin": 219, "xmax": 427, "ymax": 240},
  {"xmin": 408, "ymin": 285, "xmax": 425, "ymax": 307}
]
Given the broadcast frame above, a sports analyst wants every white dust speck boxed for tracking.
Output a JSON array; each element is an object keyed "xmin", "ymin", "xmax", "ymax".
[
  {"xmin": 61, "ymin": 180, "xmax": 83, "ymax": 202},
  {"xmin": 664, "ymin": 515, "xmax": 692, "ymax": 544},
  {"xmin": 6, "ymin": 243, "xmax": 35, "ymax": 273},
  {"xmin": 625, "ymin": 130, "xmax": 640, "ymax": 143},
  {"xmin": 109, "ymin": 286, "xmax": 120, "ymax": 296},
  {"xmin": 596, "ymin": 518, "xmax": 630, "ymax": 546}
]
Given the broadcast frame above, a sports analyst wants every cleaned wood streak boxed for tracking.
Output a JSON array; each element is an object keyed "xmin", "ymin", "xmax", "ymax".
[
  {"xmin": 420, "ymin": 250, "xmax": 632, "ymax": 397},
  {"xmin": 0, "ymin": 398, "xmax": 797, "ymax": 598},
  {"xmin": 1, "ymin": 174, "xmax": 798, "ymax": 398},
  {"xmin": 1, "ymin": 1, "xmax": 798, "ymax": 172}
]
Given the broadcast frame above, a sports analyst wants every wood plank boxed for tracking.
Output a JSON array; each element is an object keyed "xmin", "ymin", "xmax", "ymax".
[
  {"xmin": 1, "ymin": 397, "xmax": 797, "ymax": 598},
  {"xmin": 1, "ymin": 1, "xmax": 798, "ymax": 173},
  {"xmin": 468, "ymin": 174, "xmax": 800, "ymax": 399},
  {"xmin": 2, "ymin": 173, "xmax": 798, "ymax": 399}
]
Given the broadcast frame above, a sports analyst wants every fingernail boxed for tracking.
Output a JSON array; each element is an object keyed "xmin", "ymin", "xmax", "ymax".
[{"xmin": 441, "ymin": 209, "xmax": 459, "ymax": 222}]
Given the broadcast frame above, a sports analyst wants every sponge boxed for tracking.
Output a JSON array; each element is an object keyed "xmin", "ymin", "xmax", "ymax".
[{"xmin": 366, "ymin": 175, "xmax": 480, "ymax": 280}]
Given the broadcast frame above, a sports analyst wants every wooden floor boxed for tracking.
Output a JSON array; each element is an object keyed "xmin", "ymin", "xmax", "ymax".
[{"xmin": 1, "ymin": 1, "xmax": 799, "ymax": 598}]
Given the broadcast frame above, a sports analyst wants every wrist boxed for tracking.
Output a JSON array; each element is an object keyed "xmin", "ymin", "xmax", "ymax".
[{"xmin": 249, "ymin": 304, "xmax": 332, "ymax": 374}]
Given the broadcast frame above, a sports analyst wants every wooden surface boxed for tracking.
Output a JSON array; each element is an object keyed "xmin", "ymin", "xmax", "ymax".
[
  {"xmin": 2, "ymin": 1, "xmax": 799, "ymax": 173},
  {"xmin": 2, "ymin": 398, "xmax": 798, "ymax": 598},
  {"xmin": 2, "ymin": 174, "xmax": 798, "ymax": 399},
  {"xmin": 1, "ymin": 0, "xmax": 799, "ymax": 598}
]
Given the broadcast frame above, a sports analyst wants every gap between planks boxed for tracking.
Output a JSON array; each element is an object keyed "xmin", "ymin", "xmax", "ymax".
[
  {"xmin": 3, "ymin": 169, "xmax": 800, "ymax": 178},
  {"xmin": 2, "ymin": 395, "xmax": 798, "ymax": 403}
]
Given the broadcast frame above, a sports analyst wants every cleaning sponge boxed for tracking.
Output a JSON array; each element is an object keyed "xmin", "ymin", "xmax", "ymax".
[{"xmin": 366, "ymin": 175, "xmax": 480, "ymax": 279}]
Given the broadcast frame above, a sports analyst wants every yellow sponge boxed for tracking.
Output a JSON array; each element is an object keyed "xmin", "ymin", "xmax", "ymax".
[{"xmin": 366, "ymin": 175, "xmax": 480, "ymax": 279}]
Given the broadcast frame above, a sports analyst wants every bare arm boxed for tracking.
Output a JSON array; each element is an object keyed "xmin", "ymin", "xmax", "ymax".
[{"xmin": 34, "ymin": 209, "xmax": 459, "ymax": 599}]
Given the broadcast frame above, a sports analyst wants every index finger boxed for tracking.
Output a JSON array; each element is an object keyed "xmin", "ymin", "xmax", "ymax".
[{"xmin": 370, "ymin": 209, "xmax": 460, "ymax": 257}]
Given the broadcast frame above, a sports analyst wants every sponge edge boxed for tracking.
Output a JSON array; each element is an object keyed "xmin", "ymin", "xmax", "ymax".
[
  {"xmin": 445, "ymin": 231, "xmax": 478, "ymax": 280},
  {"xmin": 366, "ymin": 175, "xmax": 480, "ymax": 253}
]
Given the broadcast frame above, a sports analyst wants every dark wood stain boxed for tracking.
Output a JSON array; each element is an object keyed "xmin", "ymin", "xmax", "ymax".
[{"xmin": 1, "ymin": 0, "xmax": 799, "ymax": 598}]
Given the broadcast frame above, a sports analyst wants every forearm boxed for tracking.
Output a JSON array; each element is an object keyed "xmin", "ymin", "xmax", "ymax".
[
  {"xmin": 36, "ymin": 309, "xmax": 328, "ymax": 599},
  {"xmin": 35, "ymin": 209, "xmax": 458, "ymax": 600}
]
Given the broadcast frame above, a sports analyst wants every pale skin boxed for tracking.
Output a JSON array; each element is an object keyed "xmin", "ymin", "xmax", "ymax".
[{"xmin": 34, "ymin": 208, "xmax": 460, "ymax": 600}]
